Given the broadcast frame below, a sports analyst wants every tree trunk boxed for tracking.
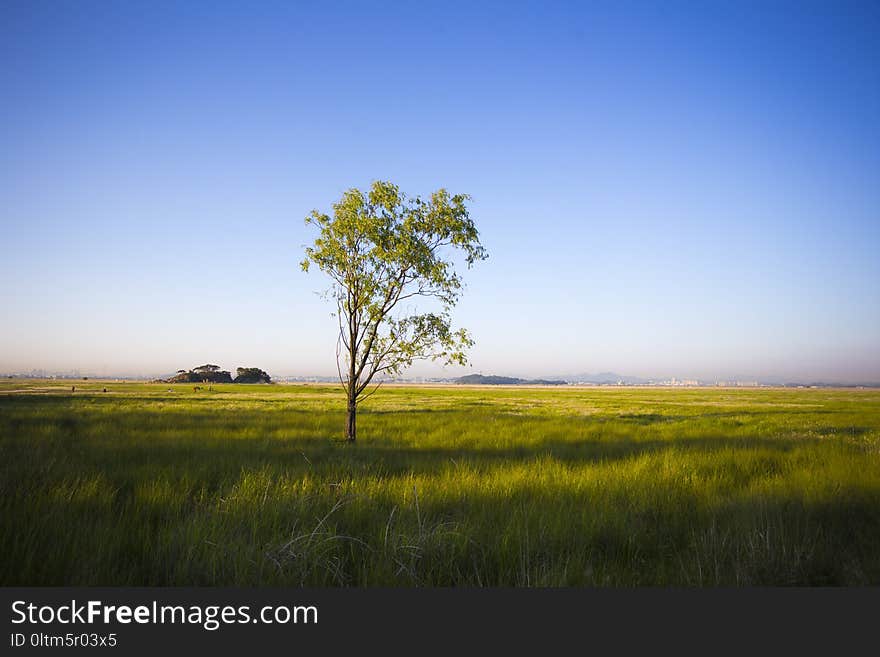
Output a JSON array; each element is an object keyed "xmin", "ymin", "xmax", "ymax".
[{"xmin": 346, "ymin": 398, "xmax": 357, "ymax": 442}]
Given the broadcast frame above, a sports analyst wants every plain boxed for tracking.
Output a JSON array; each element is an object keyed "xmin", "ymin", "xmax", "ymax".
[{"xmin": 1, "ymin": 380, "xmax": 878, "ymax": 585}]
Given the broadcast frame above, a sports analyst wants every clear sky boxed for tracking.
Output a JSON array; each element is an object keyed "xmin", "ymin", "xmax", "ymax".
[{"xmin": 2, "ymin": 0, "xmax": 878, "ymax": 382}]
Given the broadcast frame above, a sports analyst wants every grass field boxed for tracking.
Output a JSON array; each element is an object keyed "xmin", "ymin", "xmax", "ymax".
[{"xmin": 1, "ymin": 380, "xmax": 879, "ymax": 586}]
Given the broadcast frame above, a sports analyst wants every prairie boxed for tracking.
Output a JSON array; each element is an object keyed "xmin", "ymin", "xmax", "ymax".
[{"xmin": 1, "ymin": 380, "xmax": 878, "ymax": 585}]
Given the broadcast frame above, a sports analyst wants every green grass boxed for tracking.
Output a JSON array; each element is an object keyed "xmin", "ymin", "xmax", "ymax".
[{"xmin": 1, "ymin": 379, "xmax": 879, "ymax": 585}]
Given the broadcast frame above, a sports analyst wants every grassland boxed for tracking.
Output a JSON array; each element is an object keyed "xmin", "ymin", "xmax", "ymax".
[{"xmin": 1, "ymin": 379, "xmax": 879, "ymax": 586}]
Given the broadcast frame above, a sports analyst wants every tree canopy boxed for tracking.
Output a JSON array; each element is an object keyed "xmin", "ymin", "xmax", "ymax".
[
  {"xmin": 302, "ymin": 180, "xmax": 487, "ymax": 441},
  {"xmin": 166, "ymin": 365, "xmax": 270, "ymax": 384},
  {"xmin": 234, "ymin": 367, "xmax": 271, "ymax": 384}
]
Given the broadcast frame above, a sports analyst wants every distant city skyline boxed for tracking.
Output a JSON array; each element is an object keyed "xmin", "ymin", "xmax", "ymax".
[{"xmin": 2, "ymin": 2, "xmax": 878, "ymax": 383}]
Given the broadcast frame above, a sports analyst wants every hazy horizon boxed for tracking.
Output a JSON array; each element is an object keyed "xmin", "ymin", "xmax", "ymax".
[
  {"xmin": 4, "ymin": 361, "xmax": 879, "ymax": 386},
  {"xmin": 2, "ymin": 2, "xmax": 878, "ymax": 384}
]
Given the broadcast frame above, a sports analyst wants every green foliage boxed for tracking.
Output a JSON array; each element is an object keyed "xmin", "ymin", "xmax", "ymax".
[
  {"xmin": 167, "ymin": 366, "xmax": 232, "ymax": 384},
  {"xmin": 1, "ymin": 380, "xmax": 879, "ymax": 585},
  {"xmin": 234, "ymin": 367, "xmax": 271, "ymax": 384},
  {"xmin": 301, "ymin": 181, "xmax": 488, "ymax": 413}
]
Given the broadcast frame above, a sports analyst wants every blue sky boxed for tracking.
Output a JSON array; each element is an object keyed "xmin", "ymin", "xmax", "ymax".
[{"xmin": 1, "ymin": 0, "xmax": 878, "ymax": 381}]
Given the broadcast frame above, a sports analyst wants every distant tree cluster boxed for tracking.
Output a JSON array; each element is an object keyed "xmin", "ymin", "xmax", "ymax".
[
  {"xmin": 165, "ymin": 364, "xmax": 272, "ymax": 384},
  {"xmin": 233, "ymin": 367, "xmax": 271, "ymax": 384},
  {"xmin": 166, "ymin": 364, "xmax": 232, "ymax": 384}
]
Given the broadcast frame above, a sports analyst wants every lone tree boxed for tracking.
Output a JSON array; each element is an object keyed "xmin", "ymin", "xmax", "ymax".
[{"xmin": 302, "ymin": 180, "xmax": 487, "ymax": 442}]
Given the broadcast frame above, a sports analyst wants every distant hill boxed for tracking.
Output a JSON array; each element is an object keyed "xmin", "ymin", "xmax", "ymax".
[
  {"xmin": 560, "ymin": 372, "xmax": 650, "ymax": 384},
  {"xmin": 455, "ymin": 374, "xmax": 567, "ymax": 386}
]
